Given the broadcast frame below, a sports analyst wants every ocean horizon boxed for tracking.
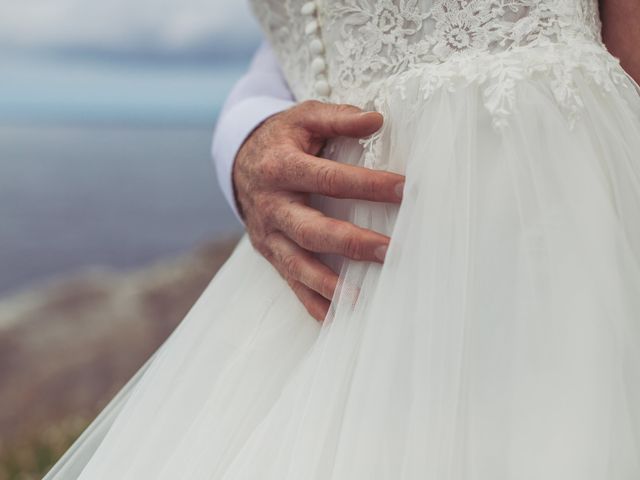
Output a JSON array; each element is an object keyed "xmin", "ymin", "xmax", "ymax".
[{"xmin": 0, "ymin": 52, "xmax": 250, "ymax": 298}]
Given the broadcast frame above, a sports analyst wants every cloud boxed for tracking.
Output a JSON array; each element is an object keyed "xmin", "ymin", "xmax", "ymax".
[{"xmin": 0, "ymin": 0, "xmax": 263, "ymax": 59}]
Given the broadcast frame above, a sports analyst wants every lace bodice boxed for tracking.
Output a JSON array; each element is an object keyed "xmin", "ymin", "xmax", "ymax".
[{"xmin": 250, "ymin": 0, "xmax": 633, "ymax": 128}]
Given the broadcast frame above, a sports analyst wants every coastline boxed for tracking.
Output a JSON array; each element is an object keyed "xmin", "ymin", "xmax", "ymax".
[{"xmin": 0, "ymin": 235, "xmax": 240, "ymax": 473}]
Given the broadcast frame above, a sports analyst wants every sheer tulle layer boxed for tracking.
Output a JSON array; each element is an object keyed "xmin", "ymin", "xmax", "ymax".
[{"xmin": 46, "ymin": 64, "xmax": 640, "ymax": 479}]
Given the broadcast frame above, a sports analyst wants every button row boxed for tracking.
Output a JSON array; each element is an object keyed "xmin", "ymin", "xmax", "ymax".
[{"xmin": 301, "ymin": 1, "xmax": 331, "ymax": 98}]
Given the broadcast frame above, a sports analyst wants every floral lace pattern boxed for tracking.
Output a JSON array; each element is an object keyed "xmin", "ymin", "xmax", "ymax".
[
  {"xmin": 250, "ymin": 0, "xmax": 318, "ymax": 103},
  {"xmin": 355, "ymin": 42, "xmax": 630, "ymax": 165},
  {"xmin": 249, "ymin": 0, "xmax": 632, "ymax": 130},
  {"xmin": 323, "ymin": 0, "xmax": 602, "ymax": 93}
]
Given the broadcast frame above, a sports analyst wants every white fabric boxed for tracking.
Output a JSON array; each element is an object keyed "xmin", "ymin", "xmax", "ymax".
[
  {"xmin": 45, "ymin": 1, "xmax": 640, "ymax": 478},
  {"xmin": 211, "ymin": 39, "xmax": 295, "ymax": 222},
  {"xmin": 250, "ymin": 0, "xmax": 606, "ymax": 107}
]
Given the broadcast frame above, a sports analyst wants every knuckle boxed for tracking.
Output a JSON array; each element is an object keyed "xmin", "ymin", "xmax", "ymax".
[
  {"xmin": 281, "ymin": 147, "xmax": 301, "ymax": 167},
  {"xmin": 326, "ymin": 219, "xmax": 349, "ymax": 244},
  {"xmin": 287, "ymin": 154, "xmax": 308, "ymax": 183},
  {"xmin": 291, "ymin": 220, "xmax": 310, "ymax": 245},
  {"xmin": 257, "ymin": 156, "xmax": 281, "ymax": 183},
  {"xmin": 300, "ymin": 99, "xmax": 322, "ymax": 111},
  {"xmin": 293, "ymin": 100, "xmax": 327, "ymax": 131},
  {"xmin": 316, "ymin": 165, "xmax": 340, "ymax": 193},
  {"xmin": 263, "ymin": 202, "xmax": 279, "ymax": 224},
  {"xmin": 323, "ymin": 218, "xmax": 343, "ymax": 234},
  {"xmin": 334, "ymin": 103, "xmax": 359, "ymax": 115},
  {"xmin": 356, "ymin": 171, "xmax": 379, "ymax": 199},
  {"xmin": 320, "ymin": 275, "xmax": 336, "ymax": 299},
  {"xmin": 342, "ymin": 231, "xmax": 364, "ymax": 260},
  {"xmin": 367, "ymin": 177, "xmax": 382, "ymax": 198},
  {"xmin": 261, "ymin": 110, "xmax": 288, "ymax": 134},
  {"xmin": 253, "ymin": 193, "xmax": 273, "ymax": 217},
  {"xmin": 282, "ymin": 254, "xmax": 301, "ymax": 279}
]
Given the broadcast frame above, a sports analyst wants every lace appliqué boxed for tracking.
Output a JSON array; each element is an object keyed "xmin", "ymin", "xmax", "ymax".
[
  {"xmin": 250, "ymin": 0, "xmax": 321, "ymax": 102},
  {"xmin": 325, "ymin": 0, "xmax": 603, "ymax": 96},
  {"xmin": 356, "ymin": 42, "xmax": 632, "ymax": 166},
  {"xmin": 250, "ymin": 0, "xmax": 631, "ymax": 148}
]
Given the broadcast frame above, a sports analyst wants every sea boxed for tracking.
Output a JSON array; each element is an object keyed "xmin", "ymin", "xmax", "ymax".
[{"xmin": 0, "ymin": 51, "xmax": 249, "ymax": 297}]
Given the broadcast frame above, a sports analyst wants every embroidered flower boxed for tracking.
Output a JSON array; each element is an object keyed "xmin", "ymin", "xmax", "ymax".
[
  {"xmin": 378, "ymin": 7, "xmax": 398, "ymax": 32},
  {"xmin": 328, "ymin": 0, "xmax": 431, "ymax": 88},
  {"xmin": 432, "ymin": 11, "xmax": 489, "ymax": 59},
  {"xmin": 250, "ymin": 0, "xmax": 613, "ymax": 130}
]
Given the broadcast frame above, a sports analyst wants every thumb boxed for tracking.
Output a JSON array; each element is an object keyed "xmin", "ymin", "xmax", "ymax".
[{"xmin": 300, "ymin": 102, "xmax": 384, "ymax": 139}]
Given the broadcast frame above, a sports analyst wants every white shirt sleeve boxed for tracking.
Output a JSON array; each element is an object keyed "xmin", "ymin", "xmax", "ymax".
[{"xmin": 211, "ymin": 39, "xmax": 297, "ymax": 223}]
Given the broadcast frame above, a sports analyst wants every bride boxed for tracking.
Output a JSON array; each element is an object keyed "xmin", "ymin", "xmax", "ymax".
[{"xmin": 46, "ymin": 1, "xmax": 640, "ymax": 478}]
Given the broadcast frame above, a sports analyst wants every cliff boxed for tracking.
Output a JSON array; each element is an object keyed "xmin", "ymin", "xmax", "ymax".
[{"xmin": 0, "ymin": 236, "xmax": 240, "ymax": 467}]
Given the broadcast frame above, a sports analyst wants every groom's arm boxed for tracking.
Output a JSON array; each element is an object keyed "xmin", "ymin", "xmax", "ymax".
[{"xmin": 211, "ymin": 40, "xmax": 296, "ymax": 222}]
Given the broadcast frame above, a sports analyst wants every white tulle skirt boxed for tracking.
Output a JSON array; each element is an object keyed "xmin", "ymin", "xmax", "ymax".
[{"xmin": 46, "ymin": 48, "xmax": 640, "ymax": 479}]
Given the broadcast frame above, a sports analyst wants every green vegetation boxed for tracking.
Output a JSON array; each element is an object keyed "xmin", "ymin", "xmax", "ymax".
[{"xmin": 0, "ymin": 418, "xmax": 87, "ymax": 480}]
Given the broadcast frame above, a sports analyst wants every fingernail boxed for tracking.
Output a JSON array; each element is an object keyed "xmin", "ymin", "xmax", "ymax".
[
  {"xmin": 374, "ymin": 245, "xmax": 388, "ymax": 262},
  {"xmin": 359, "ymin": 110, "xmax": 381, "ymax": 119},
  {"xmin": 395, "ymin": 181, "xmax": 405, "ymax": 200}
]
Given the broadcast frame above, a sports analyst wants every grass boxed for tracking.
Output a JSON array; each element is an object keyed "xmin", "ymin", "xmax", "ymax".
[{"xmin": 0, "ymin": 418, "xmax": 88, "ymax": 480}]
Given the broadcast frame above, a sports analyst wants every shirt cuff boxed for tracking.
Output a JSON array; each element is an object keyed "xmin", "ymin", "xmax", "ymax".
[{"xmin": 211, "ymin": 96, "xmax": 296, "ymax": 224}]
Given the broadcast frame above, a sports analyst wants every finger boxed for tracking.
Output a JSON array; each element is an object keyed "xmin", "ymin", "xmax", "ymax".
[
  {"xmin": 266, "ymin": 231, "xmax": 339, "ymax": 300},
  {"xmin": 299, "ymin": 102, "xmax": 384, "ymax": 139},
  {"xmin": 277, "ymin": 152, "xmax": 405, "ymax": 204},
  {"xmin": 270, "ymin": 202, "xmax": 389, "ymax": 263},
  {"xmin": 287, "ymin": 279, "xmax": 330, "ymax": 322}
]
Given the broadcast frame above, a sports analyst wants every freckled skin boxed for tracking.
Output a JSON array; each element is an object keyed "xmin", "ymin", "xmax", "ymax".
[
  {"xmin": 233, "ymin": 100, "xmax": 405, "ymax": 322},
  {"xmin": 600, "ymin": 0, "xmax": 640, "ymax": 85},
  {"xmin": 232, "ymin": 5, "xmax": 640, "ymax": 322}
]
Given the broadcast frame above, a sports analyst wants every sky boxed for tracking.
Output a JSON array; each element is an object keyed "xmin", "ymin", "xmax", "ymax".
[
  {"xmin": 0, "ymin": 0, "xmax": 258, "ymax": 294},
  {"xmin": 0, "ymin": 0, "xmax": 263, "ymax": 61},
  {"xmin": 0, "ymin": 0, "xmax": 267, "ymax": 124}
]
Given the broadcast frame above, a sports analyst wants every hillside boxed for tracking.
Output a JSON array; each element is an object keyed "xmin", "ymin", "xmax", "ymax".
[{"xmin": 0, "ymin": 236, "xmax": 240, "ymax": 478}]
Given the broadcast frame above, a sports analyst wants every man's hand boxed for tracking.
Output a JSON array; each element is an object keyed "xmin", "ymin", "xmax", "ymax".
[{"xmin": 233, "ymin": 100, "xmax": 405, "ymax": 322}]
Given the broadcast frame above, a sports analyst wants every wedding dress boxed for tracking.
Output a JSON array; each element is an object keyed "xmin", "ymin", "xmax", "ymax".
[{"xmin": 46, "ymin": 1, "xmax": 640, "ymax": 478}]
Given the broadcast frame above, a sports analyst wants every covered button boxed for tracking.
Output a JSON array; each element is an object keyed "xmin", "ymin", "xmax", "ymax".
[
  {"xmin": 304, "ymin": 20, "xmax": 319, "ymax": 36},
  {"xmin": 311, "ymin": 57, "xmax": 326, "ymax": 74},
  {"xmin": 314, "ymin": 79, "xmax": 331, "ymax": 96},
  {"xmin": 300, "ymin": 1, "xmax": 317, "ymax": 16},
  {"xmin": 309, "ymin": 38, "xmax": 324, "ymax": 55}
]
